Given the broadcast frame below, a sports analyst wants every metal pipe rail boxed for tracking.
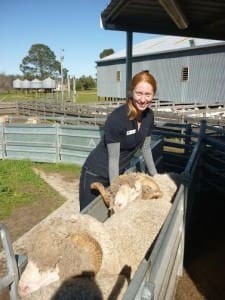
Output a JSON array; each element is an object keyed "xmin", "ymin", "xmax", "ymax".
[
  {"xmin": 0, "ymin": 121, "xmax": 213, "ymax": 299},
  {"xmin": 0, "ymin": 224, "xmax": 19, "ymax": 299},
  {"xmin": 122, "ymin": 122, "xmax": 205, "ymax": 300}
]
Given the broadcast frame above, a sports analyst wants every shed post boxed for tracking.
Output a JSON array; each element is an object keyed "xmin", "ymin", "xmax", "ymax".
[{"xmin": 126, "ymin": 31, "xmax": 133, "ymax": 98}]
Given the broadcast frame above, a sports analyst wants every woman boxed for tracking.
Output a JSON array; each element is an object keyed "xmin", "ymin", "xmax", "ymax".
[{"xmin": 79, "ymin": 70, "xmax": 158, "ymax": 211}]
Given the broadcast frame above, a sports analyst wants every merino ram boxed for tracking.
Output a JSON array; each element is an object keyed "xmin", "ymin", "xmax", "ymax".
[
  {"xmin": 91, "ymin": 172, "xmax": 177, "ymax": 212},
  {"xmin": 17, "ymin": 172, "xmax": 179, "ymax": 300}
]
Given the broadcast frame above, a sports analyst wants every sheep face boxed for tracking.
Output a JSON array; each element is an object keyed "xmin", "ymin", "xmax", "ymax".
[
  {"xmin": 18, "ymin": 260, "xmax": 60, "ymax": 297},
  {"xmin": 113, "ymin": 183, "xmax": 142, "ymax": 212},
  {"xmin": 113, "ymin": 184, "xmax": 130, "ymax": 211}
]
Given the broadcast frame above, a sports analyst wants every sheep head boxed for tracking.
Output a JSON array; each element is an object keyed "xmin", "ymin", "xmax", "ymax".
[{"xmin": 91, "ymin": 172, "xmax": 163, "ymax": 213}]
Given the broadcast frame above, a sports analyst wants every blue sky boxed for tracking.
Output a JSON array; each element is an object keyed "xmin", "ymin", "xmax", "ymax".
[{"xmin": 0, "ymin": 0, "xmax": 157, "ymax": 78}]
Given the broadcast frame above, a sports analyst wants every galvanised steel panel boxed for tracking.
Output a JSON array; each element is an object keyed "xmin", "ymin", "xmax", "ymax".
[
  {"xmin": 6, "ymin": 146, "xmax": 57, "ymax": 163},
  {"xmin": 59, "ymin": 125, "xmax": 103, "ymax": 165},
  {"xmin": 4, "ymin": 124, "xmax": 58, "ymax": 162},
  {"xmin": 1, "ymin": 124, "xmax": 105, "ymax": 165},
  {"xmin": 5, "ymin": 125, "xmax": 57, "ymax": 144},
  {"xmin": 60, "ymin": 150, "xmax": 88, "ymax": 165},
  {"xmin": 1, "ymin": 124, "xmax": 163, "ymax": 166}
]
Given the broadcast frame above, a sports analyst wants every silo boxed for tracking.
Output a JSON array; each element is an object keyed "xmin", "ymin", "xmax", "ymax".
[
  {"xmin": 31, "ymin": 78, "xmax": 42, "ymax": 89},
  {"xmin": 13, "ymin": 79, "xmax": 22, "ymax": 89},
  {"xmin": 21, "ymin": 79, "xmax": 31, "ymax": 89},
  {"xmin": 42, "ymin": 77, "xmax": 56, "ymax": 89}
]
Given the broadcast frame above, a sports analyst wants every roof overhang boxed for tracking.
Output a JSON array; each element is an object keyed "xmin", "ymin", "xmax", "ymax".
[{"xmin": 101, "ymin": 0, "xmax": 225, "ymax": 41}]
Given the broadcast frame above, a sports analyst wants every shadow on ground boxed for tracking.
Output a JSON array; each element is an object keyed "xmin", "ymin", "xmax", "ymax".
[{"xmin": 175, "ymin": 190, "xmax": 225, "ymax": 299}]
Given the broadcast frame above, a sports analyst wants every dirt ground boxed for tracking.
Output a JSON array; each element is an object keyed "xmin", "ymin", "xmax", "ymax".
[{"xmin": 1, "ymin": 170, "xmax": 224, "ymax": 299}]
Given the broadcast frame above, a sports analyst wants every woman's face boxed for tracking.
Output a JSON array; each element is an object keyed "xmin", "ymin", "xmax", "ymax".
[{"xmin": 132, "ymin": 81, "xmax": 155, "ymax": 112}]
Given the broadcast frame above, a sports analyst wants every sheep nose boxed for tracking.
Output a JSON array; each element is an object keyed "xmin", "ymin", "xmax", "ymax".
[
  {"xmin": 115, "ymin": 199, "xmax": 123, "ymax": 206},
  {"xmin": 18, "ymin": 284, "xmax": 30, "ymax": 297}
]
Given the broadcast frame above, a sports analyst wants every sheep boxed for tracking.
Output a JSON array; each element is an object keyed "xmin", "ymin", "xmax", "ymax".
[
  {"xmin": 91, "ymin": 172, "xmax": 164, "ymax": 212},
  {"xmin": 0, "ymin": 114, "xmax": 9, "ymax": 123},
  {"xmin": 18, "ymin": 213, "xmax": 128, "ymax": 300},
  {"xmin": 25, "ymin": 117, "xmax": 40, "ymax": 124},
  {"xmin": 17, "ymin": 172, "xmax": 179, "ymax": 300}
]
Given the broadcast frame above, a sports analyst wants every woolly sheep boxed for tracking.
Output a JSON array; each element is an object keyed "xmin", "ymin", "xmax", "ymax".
[
  {"xmin": 0, "ymin": 114, "xmax": 9, "ymax": 123},
  {"xmin": 18, "ymin": 173, "xmax": 179, "ymax": 300},
  {"xmin": 91, "ymin": 172, "xmax": 164, "ymax": 212},
  {"xmin": 25, "ymin": 117, "xmax": 40, "ymax": 124}
]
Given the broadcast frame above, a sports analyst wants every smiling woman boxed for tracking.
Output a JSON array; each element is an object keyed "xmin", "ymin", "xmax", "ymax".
[
  {"xmin": 133, "ymin": 90, "xmax": 153, "ymax": 101},
  {"xmin": 132, "ymin": 82, "xmax": 154, "ymax": 110},
  {"xmin": 79, "ymin": 70, "xmax": 158, "ymax": 210}
]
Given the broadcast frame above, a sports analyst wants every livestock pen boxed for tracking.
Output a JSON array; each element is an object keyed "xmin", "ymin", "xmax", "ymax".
[{"xmin": 0, "ymin": 120, "xmax": 225, "ymax": 299}]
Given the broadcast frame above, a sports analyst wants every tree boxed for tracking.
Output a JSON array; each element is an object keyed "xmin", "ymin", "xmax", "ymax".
[
  {"xmin": 0, "ymin": 73, "xmax": 16, "ymax": 92},
  {"xmin": 75, "ymin": 75, "xmax": 96, "ymax": 90},
  {"xmin": 20, "ymin": 44, "xmax": 68, "ymax": 80},
  {"xmin": 99, "ymin": 48, "xmax": 115, "ymax": 59}
]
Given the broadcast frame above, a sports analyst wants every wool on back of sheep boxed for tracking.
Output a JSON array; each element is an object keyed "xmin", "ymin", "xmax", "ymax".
[{"xmin": 17, "ymin": 173, "xmax": 179, "ymax": 300}]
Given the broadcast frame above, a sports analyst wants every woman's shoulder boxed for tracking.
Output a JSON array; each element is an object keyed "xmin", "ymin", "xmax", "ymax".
[
  {"xmin": 144, "ymin": 107, "xmax": 154, "ymax": 118},
  {"xmin": 112, "ymin": 103, "xmax": 127, "ymax": 113},
  {"xmin": 107, "ymin": 104, "xmax": 127, "ymax": 120}
]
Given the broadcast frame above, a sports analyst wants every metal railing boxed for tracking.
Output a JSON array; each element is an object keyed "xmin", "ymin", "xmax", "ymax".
[
  {"xmin": 1, "ymin": 120, "xmax": 224, "ymax": 299},
  {"xmin": 0, "ymin": 224, "xmax": 20, "ymax": 300},
  {"xmin": 121, "ymin": 122, "xmax": 205, "ymax": 300}
]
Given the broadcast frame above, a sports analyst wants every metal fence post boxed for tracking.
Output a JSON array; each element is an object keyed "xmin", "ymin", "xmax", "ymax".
[{"xmin": 0, "ymin": 224, "xmax": 19, "ymax": 300}]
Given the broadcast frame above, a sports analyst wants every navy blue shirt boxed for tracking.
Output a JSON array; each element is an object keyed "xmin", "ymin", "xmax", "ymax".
[{"xmin": 84, "ymin": 104, "xmax": 154, "ymax": 178}]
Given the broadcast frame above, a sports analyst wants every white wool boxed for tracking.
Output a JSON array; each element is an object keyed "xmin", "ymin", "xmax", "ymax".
[{"xmin": 17, "ymin": 172, "xmax": 179, "ymax": 299}]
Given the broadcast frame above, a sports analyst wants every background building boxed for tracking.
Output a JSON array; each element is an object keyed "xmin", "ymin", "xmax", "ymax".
[{"xmin": 96, "ymin": 35, "xmax": 225, "ymax": 104}]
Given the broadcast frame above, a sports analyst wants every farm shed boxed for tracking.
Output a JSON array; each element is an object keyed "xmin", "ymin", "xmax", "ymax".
[
  {"xmin": 96, "ymin": 35, "xmax": 225, "ymax": 104},
  {"xmin": 99, "ymin": 0, "xmax": 225, "ymax": 104},
  {"xmin": 98, "ymin": 1, "xmax": 225, "ymax": 300}
]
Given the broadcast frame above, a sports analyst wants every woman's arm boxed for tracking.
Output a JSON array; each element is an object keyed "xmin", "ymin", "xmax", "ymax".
[
  {"xmin": 141, "ymin": 136, "xmax": 157, "ymax": 176},
  {"xmin": 107, "ymin": 142, "xmax": 120, "ymax": 184}
]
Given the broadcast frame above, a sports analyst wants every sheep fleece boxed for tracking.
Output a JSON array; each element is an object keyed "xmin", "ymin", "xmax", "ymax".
[{"xmin": 18, "ymin": 173, "xmax": 177, "ymax": 299}]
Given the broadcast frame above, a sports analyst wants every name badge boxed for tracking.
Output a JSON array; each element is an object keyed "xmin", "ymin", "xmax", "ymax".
[{"xmin": 126, "ymin": 129, "xmax": 136, "ymax": 135}]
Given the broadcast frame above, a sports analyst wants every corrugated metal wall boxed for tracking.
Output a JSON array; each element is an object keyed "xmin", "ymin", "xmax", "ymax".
[
  {"xmin": 97, "ymin": 46, "xmax": 225, "ymax": 104},
  {"xmin": 97, "ymin": 63, "xmax": 126, "ymax": 98}
]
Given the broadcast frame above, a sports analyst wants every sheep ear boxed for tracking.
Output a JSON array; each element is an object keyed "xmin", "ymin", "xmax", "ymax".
[{"xmin": 69, "ymin": 233, "xmax": 103, "ymax": 274}]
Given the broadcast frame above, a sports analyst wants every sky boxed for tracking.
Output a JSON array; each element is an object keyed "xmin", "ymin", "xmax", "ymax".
[{"xmin": 0, "ymin": 0, "xmax": 158, "ymax": 78}]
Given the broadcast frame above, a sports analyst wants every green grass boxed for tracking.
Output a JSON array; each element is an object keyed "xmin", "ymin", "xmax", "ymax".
[
  {"xmin": 0, "ymin": 160, "xmax": 81, "ymax": 219},
  {"xmin": 34, "ymin": 162, "xmax": 81, "ymax": 180},
  {"xmin": 75, "ymin": 90, "xmax": 99, "ymax": 103},
  {"xmin": 0, "ymin": 89, "xmax": 104, "ymax": 104},
  {"xmin": 34, "ymin": 161, "xmax": 81, "ymax": 174},
  {"xmin": 0, "ymin": 90, "xmax": 96, "ymax": 221}
]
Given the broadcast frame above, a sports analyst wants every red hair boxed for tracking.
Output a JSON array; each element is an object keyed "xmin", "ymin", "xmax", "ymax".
[{"xmin": 127, "ymin": 71, "xmax": 157, "ymax": 120}]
